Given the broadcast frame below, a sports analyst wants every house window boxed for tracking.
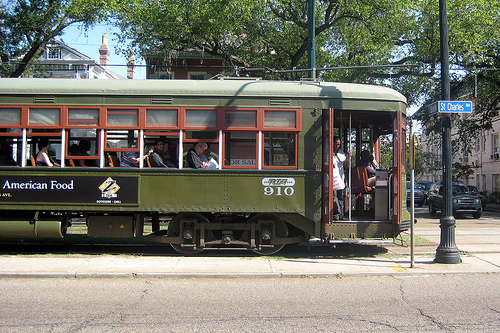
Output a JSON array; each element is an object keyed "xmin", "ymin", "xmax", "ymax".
[
  {"xmin": 494, "ymin": 174, "xmax": 500, "ymax": 192},
  {"xmin": 492, "ymin": 134, "xmax": 499, "ymax": 154},
  {"xmin": 188, "ymin": 72, "xmax": 207, "ymax": 80},
  {"xmin": 47, "ymin": 48, "xmax": 61, "ymax": 59}
]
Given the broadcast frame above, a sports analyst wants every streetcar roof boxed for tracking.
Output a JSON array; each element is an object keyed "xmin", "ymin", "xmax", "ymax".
[
  {"xmin": 0, "ymin": 78, "xmax": 406, "ymax": 113},
  {"xmin": 0, "ymin": 78, "xmax": 407, "ymax": 110}
]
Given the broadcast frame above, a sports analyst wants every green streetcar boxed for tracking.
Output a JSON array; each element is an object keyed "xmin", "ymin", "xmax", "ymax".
[{"xmin": 0, "ymin": 78, "xmax": 410, "ymax": 254}]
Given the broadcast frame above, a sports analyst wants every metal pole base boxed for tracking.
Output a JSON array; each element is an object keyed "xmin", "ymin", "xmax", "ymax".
[{"xmin": 434, "ymin": 215, "xmax": 461, "ymax": 264}]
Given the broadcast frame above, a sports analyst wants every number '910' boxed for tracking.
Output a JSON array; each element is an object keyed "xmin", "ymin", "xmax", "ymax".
[{"xmin": 264, "ymin": 187, "xmax": 295, "ymax": 196}]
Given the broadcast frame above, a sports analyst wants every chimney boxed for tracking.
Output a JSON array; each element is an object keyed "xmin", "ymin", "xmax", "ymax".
[
  {"xmin": 127, "ymin": 50, "xmax": 135, "ymax": 79},
  {"xmin": 99, "ymin": 35, "xmax": 110, "ymax": 67}
]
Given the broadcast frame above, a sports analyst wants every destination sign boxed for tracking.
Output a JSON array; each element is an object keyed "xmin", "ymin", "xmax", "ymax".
[{"xmin": 429, "ymin": 100, "xmax": 473, "ymax": 115}]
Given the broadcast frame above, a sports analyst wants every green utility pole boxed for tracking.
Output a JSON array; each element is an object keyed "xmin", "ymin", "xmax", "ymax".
[
  {"xmin": 435, "ymin": 0, "xmax": 461, "ymax": 264},
  {"xmin": 307, "ymin": 0, "xmax": 316, "ymax": 80}
]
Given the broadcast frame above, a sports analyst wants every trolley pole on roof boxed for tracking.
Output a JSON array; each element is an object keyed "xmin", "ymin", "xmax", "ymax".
[
  {"xmin": 307, "ymin": 0, "xmax": 316, "ymax": 80},
  {"xmin": 435, "ymin": 0, "xmax": 461, "ymax": 264}
]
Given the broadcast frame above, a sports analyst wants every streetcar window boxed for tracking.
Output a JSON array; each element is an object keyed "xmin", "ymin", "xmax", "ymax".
[
  {"xmin": 225, "ymin": 110, "xmax": 257, "ymax": 128},
  {"xmin": 0, "ymin": 108, "xmax": 21, "ymax": 125},
  {"xmin": 31, "ymin": 137, "xmax": 62, "ymax": 163},
  {"xmin": 107, "ymin": 109, "xmax": 138, "ymax": 127},
  {"xmin": 224, "ymin": 132, "xmax": 256, "ymax": 167},
  {"xmin": 185, "ymin": 131, "xmax": 218, "ymax": 140},
  {"xmin": 263, "ymin": 132, "xmax": 296, "ymax": 167},
  {"xmin": 185, "ymin": 109, "xmax": 217, "ymax": 128},
  {"xmin": 68, "ymin": 109, "xmax": 99, "ymax": 126},
  {"xmin": 0, "ymin": 128, "xmax": 21, "ymax": 134},
  {"xmin": 264, "ymin": 110, "xmax": 296, "ymax": 128},
  {"xmin": 67, "ymin": 129, "xmax": 98, "ymax": 156},
  {"xmin": 29, "ymin": 108, "xmax": 60, "ymax": 126},
  {"xmin": 146, "ymin": 109, "xmax": 178, "ymax": 127},
  {"xmin": 106, "ymin": 130, "xmax": 138, "ymax": 149}
]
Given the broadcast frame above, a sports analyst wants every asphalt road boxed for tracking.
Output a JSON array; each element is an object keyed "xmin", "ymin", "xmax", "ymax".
[{"xmin": 1, "ymin": 274, "xmax": 499, "ymax": 332}]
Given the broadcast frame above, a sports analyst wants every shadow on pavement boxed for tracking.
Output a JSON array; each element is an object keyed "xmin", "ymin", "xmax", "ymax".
[{"xmin": 0, "ymin": 241, "xmax": 389, "ymax": 259}]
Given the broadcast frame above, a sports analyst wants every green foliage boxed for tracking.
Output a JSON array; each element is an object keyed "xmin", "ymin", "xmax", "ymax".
[
  {"xmin": 452, "ymin": 162, "xmax": 474, "ymax": 182},
  {"xmin": 411, "ymin": 0, "xmax": 500, "ymax": 155}
]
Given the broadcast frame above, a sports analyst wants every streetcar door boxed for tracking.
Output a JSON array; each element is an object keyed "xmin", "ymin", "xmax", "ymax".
[
  {"xmin": 322, "ymin": 108, "xmax": 335, "ymax": 225},
  {"xmin": 392, "ymin": 111, "xmax": 406, "ymax": 225}
]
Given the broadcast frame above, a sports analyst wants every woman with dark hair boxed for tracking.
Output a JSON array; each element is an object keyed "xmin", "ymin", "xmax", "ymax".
[{"xmin": 36, "ymin": 138, "xmax": 59, "ymax": 167}]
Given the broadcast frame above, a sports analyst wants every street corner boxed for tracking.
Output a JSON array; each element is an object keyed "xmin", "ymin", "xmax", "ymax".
[{"xmin": 391, "ymin": 254, "xmax": 500, "ymax": 275}]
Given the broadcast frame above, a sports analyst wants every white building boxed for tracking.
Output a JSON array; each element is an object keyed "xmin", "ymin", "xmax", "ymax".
[
  {"xmin": 20, "ymin": 36, "xmax": 124, "ymax": 79},
  {"xmin": 470, "ymin": 108, "xmax": 500, "ymax": 194},
  {"xmin": 419, "ymin": 104, "xmax": 500, "ymax": 198}
]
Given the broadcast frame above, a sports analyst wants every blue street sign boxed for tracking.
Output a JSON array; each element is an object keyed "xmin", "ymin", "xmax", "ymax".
[{"xmin": 429, "ymin": 100, "xmax": 473, "ymax": 115}]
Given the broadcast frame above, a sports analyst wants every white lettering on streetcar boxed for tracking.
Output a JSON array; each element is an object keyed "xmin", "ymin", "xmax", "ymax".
[{"xmin": 262, "ymin": 178, "xmax": 295, "ymax": 196}]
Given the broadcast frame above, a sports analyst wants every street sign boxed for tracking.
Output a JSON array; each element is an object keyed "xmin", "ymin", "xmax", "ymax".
[{"xmin": 429, "ymin": 100, "xmax": 473, "ymax": 115}]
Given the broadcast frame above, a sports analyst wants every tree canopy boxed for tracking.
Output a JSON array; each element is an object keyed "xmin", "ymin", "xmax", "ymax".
[
  {"xmin": 2, "ymin": 0, "xmax": 500, "ymax": 163},
  {"xmin": 1, "ymin": 0, "xmax": 113, "ymax": 77}
]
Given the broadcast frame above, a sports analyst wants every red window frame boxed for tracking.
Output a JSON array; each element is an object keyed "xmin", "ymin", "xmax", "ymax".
[{"xmin": 221, "ymin": 131, "xmax": 258, "ymax": 169}]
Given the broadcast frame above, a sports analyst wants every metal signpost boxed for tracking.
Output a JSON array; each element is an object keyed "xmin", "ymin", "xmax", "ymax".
[{"xmin": 433, "ymin": 0, "xmax": 461, "ymax": 264}]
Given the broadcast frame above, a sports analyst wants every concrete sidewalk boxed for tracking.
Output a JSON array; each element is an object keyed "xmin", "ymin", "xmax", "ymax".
[
  {"xmin": 0, "ymin": 203, "xmax": 498, "ymax": 279},
  {"xmin": 0, "ymin": 248, "xmax": 499, "ymax": 278}
]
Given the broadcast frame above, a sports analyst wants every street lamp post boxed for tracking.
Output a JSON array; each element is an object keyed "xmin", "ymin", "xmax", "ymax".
[
  {"xmin": 307, "ymin": 0, "xmax": 316, "ymax": 80},
  {"xmin": 435, "ymin": 0, "xmax": 461, "ymax": 264}
]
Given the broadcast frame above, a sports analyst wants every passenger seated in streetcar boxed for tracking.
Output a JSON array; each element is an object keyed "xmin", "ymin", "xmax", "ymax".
[
  {"xmin": 120, "ymin": 151, "xmax": 141, "ymax": 167},
  {"xmin": 0, "ymin": 140, "xmax": 18, "ymax": 166},
  {"xmin": 356, "ymin": 150, "xmax": 377, "ymax": 187},
  {"xmin": 36, "ymin": 138, "xmax": 60, "ymax": 167},
  {"xmin": 149, "ymin": 139, "xmax": 169, "ymax": 168},
  {"xmin": 161, "ymin": 140, "xmax": 178, "ymax": 168},
  {"xmin": 120, "ymin": 144, "xmax": 156, "ymax": 167},
  {"xmin": 203, "ymin": 143, "xmax": 219, "ymax": 163},
  {"xmin": 187, "ymin": 142, "xmax": 208, "ymax": 168},
  {"xmin": 75, "ymin": 139, "xmax": 97, "ymax": 167}
]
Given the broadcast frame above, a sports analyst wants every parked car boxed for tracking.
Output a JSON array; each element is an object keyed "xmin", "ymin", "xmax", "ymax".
[
  {"xmin": 416, "ymin": 181, "xmax": 433, "ymax": 205},
  {"xmin": 406, "ymin": 181, "xmax": 425, "ymax": 207},
  {"xmin": 428, "ymin": 183, "xmax": 482, "ymax": 218},
  {"xmin": 467, "ymin": 185, "xmax": 487, "ymax": 209}
]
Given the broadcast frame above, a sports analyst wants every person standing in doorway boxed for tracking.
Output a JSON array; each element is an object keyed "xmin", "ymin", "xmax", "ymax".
[{"xmin": 332, "ymin": 136, "xmax": 351, "ymax": 220}]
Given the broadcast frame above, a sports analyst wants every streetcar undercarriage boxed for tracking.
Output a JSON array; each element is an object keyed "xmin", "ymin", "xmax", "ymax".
[{"xmin": 0, "ymin": 210, "xmax": 400, "ymax": 255}]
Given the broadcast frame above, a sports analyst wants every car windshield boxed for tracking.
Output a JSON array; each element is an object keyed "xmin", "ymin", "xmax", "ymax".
[
  {"xmin": 452, "ymin": 185, "xmax": 468, "ymax": 194},
  {"xmin": 406, "ymin": 182, "xmax": 421, "ymax": 190},
  {"xmin": 468, "ymin": 186, "xmax": 478, "ymax": 194}
]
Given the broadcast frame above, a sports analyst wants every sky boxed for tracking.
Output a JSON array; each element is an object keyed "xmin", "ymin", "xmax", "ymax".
[{"xmin": 60, "ymin": 23, "xmax": 146, "ymax": 79}]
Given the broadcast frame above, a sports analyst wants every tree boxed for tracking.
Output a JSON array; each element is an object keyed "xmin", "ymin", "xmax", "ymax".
[
  {"xmin": 111, "ymin": 0, "xmax": 413, "ymax": 79},
  {"xmin": 1, "ymin": 0, "xmax": 113, "ymax": 78},
  {"xmin": 411, "ymin": 1, "xmax": 500, "ymax": 151},
  {"xmin": 452, "ymin": 162, "xmax": 474, "ymax": 182}
]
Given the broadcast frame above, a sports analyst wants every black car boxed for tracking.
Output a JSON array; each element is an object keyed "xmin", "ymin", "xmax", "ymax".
[
  {"xmin": 406, "ymin": 181, "xmax": 425, "ymax": 207},
  {"xmin": 428, "ymin": 183, "xmax": 482, "ymax": 218},
  {"xmin": 467, "ymin": 185, "xmax": 487, "ymax": 209}
]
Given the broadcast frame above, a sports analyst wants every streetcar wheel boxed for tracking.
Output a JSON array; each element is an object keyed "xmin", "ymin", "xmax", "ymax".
[
  {"xmin": 249, "ymin": 214, "xmax": 288, "ymax": 255},
  {"xmin": 168, "ymin": 213, "xmax": 208, "ymax": 255}
]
